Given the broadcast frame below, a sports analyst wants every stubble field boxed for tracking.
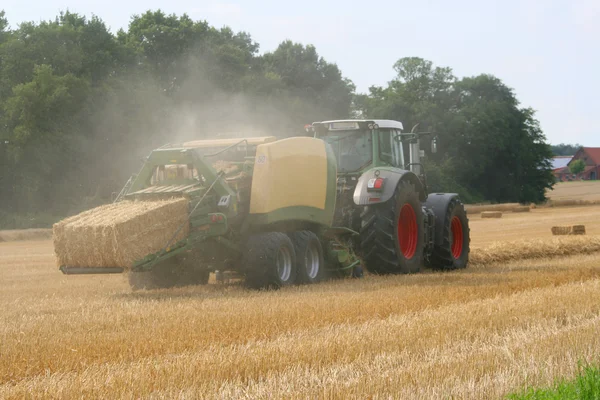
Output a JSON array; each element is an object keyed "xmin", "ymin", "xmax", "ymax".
[{"xmin": 1, "ymin": 201, "xmax": 600, "ymax": 398}]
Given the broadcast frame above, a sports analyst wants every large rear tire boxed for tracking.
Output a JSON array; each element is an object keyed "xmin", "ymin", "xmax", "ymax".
[
  {"xmin": 359, "ymin": 180, "xmax": 425, "ymax": 274},
  {"xmin": 244, "ymin": 232, "xmax": 298, "ymax": 289},
  {"xmin": 428, "ymin": 198, "xmax": 470, "ymax": 270},
  {"xmin": 128, "ymin": 254, "xmax": 210, "ymax": 290},
  {"xmin": 289, "ymin": 231, "xmax": 325, "ymax": 284}
]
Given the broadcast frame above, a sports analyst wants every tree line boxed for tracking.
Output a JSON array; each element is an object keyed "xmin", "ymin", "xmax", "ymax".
[{"xmin": 0, "ymin": 10, "xmax": 555, "ymax": 228}]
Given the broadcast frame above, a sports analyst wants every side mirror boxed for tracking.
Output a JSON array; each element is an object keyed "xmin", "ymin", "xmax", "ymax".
[{"xmin": 431, "ymin": 136, "xmax": 438, "ymax": 153}]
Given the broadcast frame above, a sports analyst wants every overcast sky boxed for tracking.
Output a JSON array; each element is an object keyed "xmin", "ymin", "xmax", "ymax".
[{"xmin": 3, "ymin": 0, "xmax": 599, "ymax": 146}]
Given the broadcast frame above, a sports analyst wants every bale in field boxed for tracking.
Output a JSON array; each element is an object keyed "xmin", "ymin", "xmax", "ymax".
[
  {"xmin": 512, "ymin": 206, "xmax": 530, "ymax": 213},
  {"xmin": 551, "ymin": 225, "xmax": 586, "ymax": 236},
  {"xmin": 53, "ymin": 197, "xmax": 189, "ymax": 268},
  {"xmin": 465, "ymin": 203, "xmax": 520, "ymax": 214},
  {"xmin": 481, "ymin": 211, "xmax": 502, "ymax": 218},
  {"xmin": 551, "ymin": 226, "xmax": 572, "ymax": 235}
]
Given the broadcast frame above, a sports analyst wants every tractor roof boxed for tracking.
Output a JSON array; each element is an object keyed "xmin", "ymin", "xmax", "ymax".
[
  {"xmin": 181, "ymin": 136, "xmax": 277, "ymax": 149},
  {"xmin": 314, "ymin": 119, "xmax": 404, "ymax": 130}
]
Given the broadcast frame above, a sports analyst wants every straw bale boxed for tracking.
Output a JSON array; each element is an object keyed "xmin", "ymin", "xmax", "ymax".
[
  {"xmin": 465, "ymin": 203, "xmax": 520, "ymax": 214},
  {"xmin": 551, "ymin": 226, "xmax": 572, "ymax": 235},
  {"xmin": 481, "ymin": 211, "xmax": 502, "ymax": 218},
  {"xmin": 551, "ymin": 225, "xmax": 586, "ymax": 236},
  {"xmin": 512, "ymin": 206, "xmax": 530, "ymax": 213},
  {"xmin": 53, "ymin": 197, "xmax": 189, "ymax": 268},
  {"xmin": 470, "ymin": 235, "xmax": 600, "ymax": 266}
]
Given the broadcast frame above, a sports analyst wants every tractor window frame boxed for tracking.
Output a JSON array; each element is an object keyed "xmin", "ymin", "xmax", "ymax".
[{"xmin": 378, "ymin": 129, "xmax": 404, "ymax": 168}]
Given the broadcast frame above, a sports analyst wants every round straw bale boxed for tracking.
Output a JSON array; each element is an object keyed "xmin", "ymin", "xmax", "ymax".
[
  {"xmin": 512, "ymin": 206, "xmax": 530, "ymax": 213},
  {"xmin": 529, "ymin": 203, "xmax": 536, "ymax": 209},
  {"xmin": 481, "ymin": 211, "xmax": 502, "ymax": 218}
]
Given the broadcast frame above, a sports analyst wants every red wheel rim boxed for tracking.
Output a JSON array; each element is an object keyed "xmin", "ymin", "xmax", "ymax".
[
  {"xmin": 398, "ymin": 204, "xmax": 418, "ymax": 259},
  {"xmin": 451, "ymin": 216, "xmax": 463, "ymax": 259}
]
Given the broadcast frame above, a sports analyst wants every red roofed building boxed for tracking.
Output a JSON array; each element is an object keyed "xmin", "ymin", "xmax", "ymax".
[{"xmin": 567, "ymin": 147, "xmax": 600, "ymax": 181}]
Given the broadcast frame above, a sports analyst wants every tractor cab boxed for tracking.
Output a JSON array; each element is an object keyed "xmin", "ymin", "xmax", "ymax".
[{"xmin": 308, "ymin": 120, "xmax": 406, "ymax": 174}]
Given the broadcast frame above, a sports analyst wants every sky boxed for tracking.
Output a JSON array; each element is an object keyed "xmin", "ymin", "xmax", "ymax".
[{"xmin": 2, "ymin": 0, "xmax": 599, "ymax": 146}]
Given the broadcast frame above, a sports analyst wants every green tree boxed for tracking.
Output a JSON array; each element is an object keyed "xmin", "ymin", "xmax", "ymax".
[
  {"xmin": 259, "ymin": 40, "xmax": 355, "ymax": 131},
  {"xmin": 3, "ymin": 65, "xmax": 90, "ymax": 213},
  {"xmin": 569, "ymin": 159, "xmax": 585, "ymax": 175},
  {"xmin": 551, "ymin": 143, "xmax": 581, "ymax": 156},
  {"xmin": 356, "ymin": 58, "xmax": 554, "ymax": 203}
]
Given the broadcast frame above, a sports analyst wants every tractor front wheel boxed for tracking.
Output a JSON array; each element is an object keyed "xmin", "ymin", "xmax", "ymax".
[
  {"xmin": 243, "ymin": 232, "xmax": 298, "ymax": 289},
  {"xmin": 360, "ymin": 180, "xmax": 425, "ymax": 274}
]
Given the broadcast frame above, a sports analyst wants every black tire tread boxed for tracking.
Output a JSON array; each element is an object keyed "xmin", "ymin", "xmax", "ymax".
[
  {"xmin": 289, "ymin": 230, "xmax": 324, "ymax": 284},
  {"xmin": 243, "ymin": 232, "xmax": 297, "ymax": 289},
  {"xmin": 128, "ymin": 255, "xmax": 210, "ymax": 290},
  {"xmin": 359, "ymin": 180, "xmax": 425, "ymax": 274},
  {"xmin": 428, "ymin": 198, "xmax": 470, "ymax": 270}
]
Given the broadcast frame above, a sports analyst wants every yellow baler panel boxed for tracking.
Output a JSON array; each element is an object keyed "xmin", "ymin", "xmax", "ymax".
[{"xmin": 250, "ymin": 137, "xmax": 328, "ymax": 214}]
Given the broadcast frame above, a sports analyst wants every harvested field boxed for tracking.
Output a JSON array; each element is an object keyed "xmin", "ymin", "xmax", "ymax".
[
  {"xmin": 0, "ymin": 228, "xmax": 52, "ymax": 242},
  {"xmin": 547, "ymin": 180, "xmax": 600, "ymax": 202},
  {"xmin": 464, "ymin": 181, "xmax": 600, "ymax": 215},
  {"xmin": 469, "ymin": 204, "xmax": 600, "ymax": 247},
  {"xmin": 53, "ymin": 198, "xmax": 189, "ymax": 268},
  {"xmin": 1, "ymin": 205, "xmax": 600, "ymax": 399}
]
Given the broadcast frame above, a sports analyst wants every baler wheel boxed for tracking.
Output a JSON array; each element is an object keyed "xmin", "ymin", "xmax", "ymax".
[
  {"xmin": 243, "ymin": 232, "xmax": 298, "ymax": 289},
  {"xmin": 128, "ymin": 255, "xmax": 209, "ymax": 290},
  {"xmin": 289, "ymin": 231, "xmax": 324, "ymax": 284}
]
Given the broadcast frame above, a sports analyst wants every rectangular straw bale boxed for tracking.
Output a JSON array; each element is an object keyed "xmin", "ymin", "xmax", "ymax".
[
  {"xmin": 481, "ymin": 211, "xmax": 502, "ymax": 218},
  {"xmin": 551, "ymin": 226, "xmax": 572, "ymax": 235},
  {"xmin": 512, "ymin": 206, "xmax": 530, "ymax": 213},
  {"xmin": 53, "ymin": 197, "xmax": 189, "ymax": 268},
  {"xmin": 551, "ymin": 225, "xmax": 586, "ymax": 236}
]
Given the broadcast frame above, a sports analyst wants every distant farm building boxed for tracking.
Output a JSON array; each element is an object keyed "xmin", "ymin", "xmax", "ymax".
[
  {"xmin": 552, "ymin": 156, "xmax": 573, "ymax": 181},
  {"xmin": 552, "ymin": 147, "xmax": 600, "ymax": 182},
  {"xmin": 569, "ymin": 147, "xmax": 600, "ymax": 180}
]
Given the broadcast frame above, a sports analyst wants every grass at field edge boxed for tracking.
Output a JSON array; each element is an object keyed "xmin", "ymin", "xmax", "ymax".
[{"xmin": 507, "ymin": 363, "xmax": 600, "ymax": 400}]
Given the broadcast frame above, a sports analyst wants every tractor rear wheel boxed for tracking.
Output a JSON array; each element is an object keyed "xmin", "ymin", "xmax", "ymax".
[
  {"xmin": 359, "ymin": 180, "xmax": 425, "ymax": 274},
  {"xmin": 289, "ymin": 231, "xmax": 324, "ymax": 284},
  {"xmin": 243, "ymin": 232, "xmax": 298, "ymax": 289},
  {"xmin": 428, "ymin": 198, "xmax": 470, "ymax": 270}
]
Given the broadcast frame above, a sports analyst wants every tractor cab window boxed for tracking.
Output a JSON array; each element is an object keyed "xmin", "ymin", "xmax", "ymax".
[
  {"xmin": 379, "ymin": 129, "xmax": 404, "ymax": 167},
  {"xmin": 321, "ymin": 130, "xmax": 373, "ymax": 173}
]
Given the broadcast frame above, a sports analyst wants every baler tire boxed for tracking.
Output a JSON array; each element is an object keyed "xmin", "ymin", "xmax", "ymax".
[
  {"xmin": 359, "ymin": 179, "xmax": 425, "ymax": 274},
  {"xmin": 243, "ymin": 232, "xmax": 298, "ymax": 289},
  {"xmin": 289, "ymin": 230, "xmax": 324, "ymax": 284},
  {"xmin": 127, "ymin": 255, "xmax": 210, "ymax": 290},
  {"xmin": 428, "ymin": 198, "xmax": 470, "ymax": 270}
]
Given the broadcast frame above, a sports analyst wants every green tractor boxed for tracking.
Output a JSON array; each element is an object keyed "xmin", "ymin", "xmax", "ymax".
[
  {"xmin": 306, "ymin": 119, "xmax": 470, "ymax": 275},
  {"xmin": 58, "ymin": 119, "xmax": 470, "ymax": 290}
]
